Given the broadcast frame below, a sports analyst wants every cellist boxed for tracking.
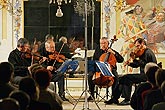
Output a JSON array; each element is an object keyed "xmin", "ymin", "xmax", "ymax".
[{"xmin": 88, "ymin": 37, "xmax": 124, "ymax": 101}]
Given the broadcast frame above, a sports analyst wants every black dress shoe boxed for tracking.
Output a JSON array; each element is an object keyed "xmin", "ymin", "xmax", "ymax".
[
  {"xmin": 104, "ymin": 98, "xmax": 119, "ymax": 105},
  {"xmin": 118, "ymin": 99, "xmax": 130, "ymax": 105},
  {"xmin": 87, "ymin": 96, "xmax": 95, "ymax": 101},
  {"xmin": 60, "ymin": 96, "xmax": 69, "ymax": 101}
]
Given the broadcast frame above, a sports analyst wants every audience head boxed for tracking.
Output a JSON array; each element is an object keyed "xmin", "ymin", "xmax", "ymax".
[
  {"xmin": 0, "ymin": 98, "xmax": 20, "ymax": 110},
  {"xmin": 19, "ymin": 77, "xmax": 39, "ymax": 100},
  {"xmin": 155, "ymin": 68, "xmax": 165, "ymax": 88},
  {"xmin": 145, "ymin": 66, "xmax": 159, "ymax": 87},
  {"xmin": 45, "ymin": 34, "xmax": 54, "ymax": 41},
  {"xmin": 0, "ymin": 62, "xmax": 14, "ymax": 83},
  {"xmin": 9, "ymin": 90, "xmax": 30, "ymax": 110},
  {"xmin": 34, "ymin": 68, "xmax": 52, "ymax": 89}
]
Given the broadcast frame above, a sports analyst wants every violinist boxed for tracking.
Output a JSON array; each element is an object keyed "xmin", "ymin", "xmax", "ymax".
[
  {"xmin": 104, "ymin": 38, "xmax": 157, "ymax": 105},
  {"xmin": 30, "ymin": 41, "xmax": 44, "ymax": 64},
  {"xmin": 8, "ymin": 38, "xmax": 32, "ymax": 84},
  {"xmin": 38, "ymin": 34, "xmax": 54, "ymax": 57},
  {"xmin": 40, "ymin": 40, "xmax": 69, "ymax": 101},
  {"xmin": 88, "ymin": 37, "xmax": 124, "ymax": 101}
]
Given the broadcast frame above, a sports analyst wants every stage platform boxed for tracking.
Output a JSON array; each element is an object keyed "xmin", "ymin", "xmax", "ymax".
[{"xmin": 57, "ymin": 77, "xmax": 133, "ymax": 110}]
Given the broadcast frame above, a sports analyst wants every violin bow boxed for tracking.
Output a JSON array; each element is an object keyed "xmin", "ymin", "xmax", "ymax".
[
  {"xmin": 69, "ymin": 37, "xmax": 75, "ymax": 48},
  {"xmin": 52, "ymin": 42, "xmax": 65, "ymax": 67}
]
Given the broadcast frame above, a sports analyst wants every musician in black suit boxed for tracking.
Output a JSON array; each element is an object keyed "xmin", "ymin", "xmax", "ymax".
[
  {"xmin": 8, "ymin": 38, "xmax": 31, "ymax": 84},
  {"xmin": 39, "ymin": 40, "xmax": 68, "ymax": 101},
  {"xmin": 105, "ymin": 38, "xmax": 157, "ymax": 105},
  {"xmin": 88, "ymin": 37, "xmax": 124, "ymax": 100}
]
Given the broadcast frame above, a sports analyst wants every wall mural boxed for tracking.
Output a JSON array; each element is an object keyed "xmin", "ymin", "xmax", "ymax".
[
  {"xmin": 102, "ymin": 0, "xmax": 165, "ymax": 74},
  {"xmin": 102, "ymin": 0, "xmax": 111, "ymax": 38},
  {"xmin": 13, "ymin": 0, "xmax": 22, "ymax": 42}
]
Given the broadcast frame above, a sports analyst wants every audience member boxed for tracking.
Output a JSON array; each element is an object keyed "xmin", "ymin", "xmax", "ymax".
[
  {"xmin": 19, "ymin": 77, "xmax": 51, "ymax": 110},
  {"xmin": 34, "ymin": 68, "xmax": 63, "ymax": 110},
  {"xmin": 0, "ymin": 62, "xmax": 17, "ymax": 99},
  {"xmin": 152, "ymin": 81, "xmax": 165, "ymax": 110},
  {"xmin": 143, "ymin": 68, "xmax": 165, "ymax": 110},
  {"xmin": 9, "ymin": 90, "xmax": 30, "ymax": 110},
  {"xmin": 29, "ymin": 63, "xmax": 56, "ymax": 91},
  {"xmin": 130, "ymin": 62, "xmax": 159, "ymax": 110}
]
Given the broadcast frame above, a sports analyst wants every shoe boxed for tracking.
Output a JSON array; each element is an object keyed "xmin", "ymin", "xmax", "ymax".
[
  {"xmin": 60, "ymin": 96, "xmax": 69, "ymax": 101},
  {"xmin": 69, "ymin": 74, "xmax": 75, "ymax": 78},
  {"xmin": 87, "ymin": 96, "xmax": 95, "ymax": 101},
  {"xmin": 104, "ymin": 98, "xmax": 119, "ymax": 105},
  {"xmin": 118, "ymin": 99, "xmax": 130, "ymax": 105}
]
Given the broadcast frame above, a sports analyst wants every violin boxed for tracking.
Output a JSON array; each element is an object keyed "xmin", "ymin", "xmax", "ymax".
[
  {"xmin": 130, "ymin": 47, "xmax": 145, "ymax": 58},
  {"xmin": 124, "ymin": 46, "xmax": 146, "ymax": 67},
  {"xmin": 48, "ymin": 51, "xmax": 66, "ymax": 63},
  {"xmin": 21, "ymin": 49, "xmax": 43, "ymax": 61}
]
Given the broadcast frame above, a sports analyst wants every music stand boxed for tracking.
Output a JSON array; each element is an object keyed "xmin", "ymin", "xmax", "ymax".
[
  {"xmin": 94, "ymin": 61, "xmax": 115, "ymax": 102},
  {"xmin": 72, "ymin": 50, "xmax": 95, "ymax": 60},
  {"xmin": 95, "ymin": 61, "xmax": 114, "ymax": 77},
  {"xmin": 56, "ymin": 60, "xmax": 79, "ymax": 105}
]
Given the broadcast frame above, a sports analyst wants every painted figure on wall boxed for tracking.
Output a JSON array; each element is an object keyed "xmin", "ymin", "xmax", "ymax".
[
  {"xmin": 118, "ymin": 5, "xmax": 146, "ymax": 57},
  {"xmin": 145, "ymin": 12, "xmax": 165, "ymax": 53},
  {"xmin": 117, "ymin": 5, "xmax": 146, "ymax": 73}
]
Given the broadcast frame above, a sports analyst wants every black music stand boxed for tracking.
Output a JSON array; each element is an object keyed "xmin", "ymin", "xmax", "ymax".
[
  {"xmin": 56, "ymin": 60, "xmax": 79, "ymax": 105},
  {"xmin": 73, "ymin": 1, "xmax": 98, "ymax": 110},
  {"xmin": 94, "ymin": 61, "xmax": 115, "ymax": 102},
  {"xmin": 95, "ymin": 61, "xmax": 114, "ymax": 77}
]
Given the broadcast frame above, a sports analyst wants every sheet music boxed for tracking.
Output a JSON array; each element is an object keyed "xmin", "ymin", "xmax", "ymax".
[
  {"xmin": 72, "ymin": 49, "xmax": 95, "ymax": 59},
  {"xmin": 95, "ymin": 61, "xmax": 115, "ymax": 77}
]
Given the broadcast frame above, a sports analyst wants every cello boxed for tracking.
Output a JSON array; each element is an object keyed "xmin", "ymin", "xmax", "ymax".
[{"xmin": 93, "ymin": 36, "xmax": 118, "ymax": 88}]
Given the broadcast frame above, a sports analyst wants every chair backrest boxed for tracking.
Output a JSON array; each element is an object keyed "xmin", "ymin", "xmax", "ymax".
[{"xmin": 0, "ymin": 98, "xmax": 20, "ymax": 110}]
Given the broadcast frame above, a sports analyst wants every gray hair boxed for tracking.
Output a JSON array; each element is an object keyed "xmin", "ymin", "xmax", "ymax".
[{"xmin": 59, "ymin": 36, "xmax": 67, "ymax": 43}]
